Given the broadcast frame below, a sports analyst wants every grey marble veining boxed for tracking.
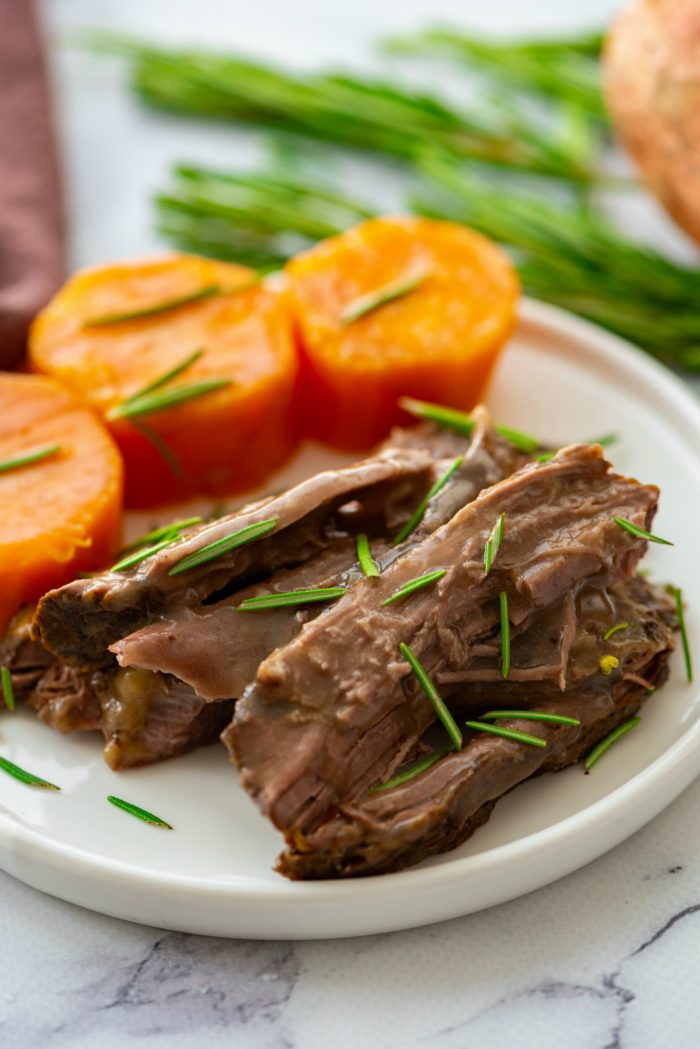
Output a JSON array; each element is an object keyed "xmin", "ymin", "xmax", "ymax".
[{"xmin": 3, "ymin": 772, "xmax": 700, "ymax": 1048}]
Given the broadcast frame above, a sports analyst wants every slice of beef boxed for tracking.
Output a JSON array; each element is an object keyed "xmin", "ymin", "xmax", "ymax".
[
  {"xmin": 439, "ymin": 574, "xmax": 676, "ymax": 708},
  {"xmin": 0, "ymin": 607, "xmax": 54, "ymax": 700},
  {"xmin": 279, "ymin": 579, "xmax": 676, "ymax": 878},
  {"xmin": 100, "ymin": 670, "xmax": 234, "ymax": 770},
  {"xmin": 18, "ymin": 415, "xmax": 517, "ymax": 768},
  {"xmin": 111, "ymin": 412, "xmax": 529, "ymax": 702},
  {"xmin": 281, "ymin": 661, "xmax": 670, "ymax": 879},
  {"xmin": 35, "ymin": 447, "xmax": 436, "ymax": 668},
  {"xmin": 228, "ymin": 443, "xmax": 658, "ymax": 841},
  {"xmin": 1, "ymin": 606, "xmax": 231, "ymax": 768}
]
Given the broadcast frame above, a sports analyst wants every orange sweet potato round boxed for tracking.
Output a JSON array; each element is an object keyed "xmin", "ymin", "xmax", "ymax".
[
  {"xmin": 0, "ymin": 372, "xmax": 123, "ymax": 634},
  {"xmin": 285, "ymin": 216, "xmax": 519, "ymax": 449},
  {"xmin": 29, "ymin": 253, "xmax": 299, "ymax": 507}
]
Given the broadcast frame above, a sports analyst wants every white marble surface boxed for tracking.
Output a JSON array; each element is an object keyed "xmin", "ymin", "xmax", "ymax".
[{"xmin": 3, "ymin": 0, "xmax": 700, "ymax": 1045}]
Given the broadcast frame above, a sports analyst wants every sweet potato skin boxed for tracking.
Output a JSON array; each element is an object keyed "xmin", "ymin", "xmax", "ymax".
[
  {"xmin": 285, "ymin": 216, "xmax": 519, "ymax": 450},
  {"xmin": 29, "ymin": 254, "xmax": 300, "ymax": 507},
  {"xmin": 604, "ymin": 0, "xmax": 700, "ymax": 245},
  {"xmin": 0, "ymin": 372, "xmax": 123, "ymax": 633}
]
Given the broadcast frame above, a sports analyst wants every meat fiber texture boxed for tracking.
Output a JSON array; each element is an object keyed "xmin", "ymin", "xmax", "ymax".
[
  {"xmin": 279, "ymin": 577, "xmax": 676, "ymax": 878},
  {"xmin": 22, "ymin": 429, "xmax": 481, "ymax": 768},
  {"xmin": 110, "ymin": 415, "xmax": 526, "ymax": 703},
  {"xmin": 228, "ymin": 443, "xmax": 659, "ymax": 850},
  {"xmin": 35, "ymin": 447, "xmax": 436, "ymax": 668}
]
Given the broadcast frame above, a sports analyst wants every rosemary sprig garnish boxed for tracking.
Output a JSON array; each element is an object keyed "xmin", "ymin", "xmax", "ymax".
[
  {"xmin": 169, "ymin": 517, "xmax": 278, "ymax": 575},
  {"xmin": 599, "ymin": 655, "xmax": 620, "ymax": 676},
  {"xmin": 340, "ymin": 266, "xmax": 430, "ymax": 325},
  {"xmin": 82, "ymin": 283, "xmax": 219, "ymax": 326},
  {"xmin": 0, "ymin": 756, "xmax": 60, "ymax": 790},
  {"xmin": 669, "ymin": 586, "xmax": 693, "ymax": 683},
  {"xmin": 107, "ymin": 378, "xmax": 231, "ymax": 421},
  {"xmin": 384, "ymin": 27, "xmax": 606, "ymax": 121},
  {"xmin": 382, "ymin": 569, "xmax": 446, "ymax": 606},
  {"xmin": 392, "ymin": 455, "xmax": 463, "ymax": 545},
  {"xmin": 87, "ymin": 35, "xmax": 600, "ymax": 183},
  {"xmin": 479, "ymin": 710, "xmax": 581, "ymax": 726},
  {"xmin": 398, "ymin": 397, "xmax": 540, "ymax": 453},
  {"xmin": 584, "ymin": 717, "xmax": 641, "ymax": 772},
  {"xmin": 107, "ymin": 795, "xmax": 172, "ymax": 828},
  {"xmin": 483, "ymin": 512, "xmax": 505, "ymax": 575},
  {"xmin": 237, "ymin": 586, "xmax": 346, "ymax": 611},
  {"xmin": 356, "ymin": 533, "xmax": 379, "ymax": 578},
  {"xmin": 602, "ymin": 622, "xmax": 629, "ymax": 642},
  {"xmin": 465, "ymin": 720, "xmax": 546, "ymax": 749},
  {"xmin": 1, "ymin": 667, "xmax": 15, "ymax": 712},
  {"xmin": 0, "ymin": 444, "xmax": 62, "ymax": 475},
  {"xmin": 399, "ymin": 642, "xmax": 462, "ymax": 749},
  {"xmin": 499, "ymin": 591, "xmax": 510, "ymax": 679},
  {"xmin": 369, "ymin": 747, "xmax": 451, "ymax": 793},
  {"xmin": 111, "ymin": 535, "xmax": 178, "ymax": 573},
  {"xmin": 613, "ymin": 518, "xmax": 673, "ymax": 546}
]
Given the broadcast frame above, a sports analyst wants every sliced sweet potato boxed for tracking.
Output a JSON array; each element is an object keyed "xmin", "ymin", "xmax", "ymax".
[
  {"xmin": 285, "ymin": 216, "xmax": 519, "ymax": 449},
  {"xmin": 0, "ymin": 372, "xmax": 123, "ymax": 634},
  {"xmin": 29, "ymin": 253, "xmax": 299, "ymax": 507}
]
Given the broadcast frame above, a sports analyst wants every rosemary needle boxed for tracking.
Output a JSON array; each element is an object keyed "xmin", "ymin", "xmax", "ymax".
[
  {"xmin": 499, "ymin": 591, "xmax": 511, "ymax": 679},
  {"xmin": 398, "ymin": 397, "xmax": 540, "ymax": 453},
  {"xmin": 107, "ymin": 378, "xmax": 231, "ymax": 421},
  {"xmin": 107, "ymin": 795, "xmax": 172, "ymax": 828},
  {"xmin": 399, "ymin": 642, "xmax": 463, "ymax": 749},
  {"xmin": 584, "ymin": 717, "xmax": 641, "ymax": 772},
  {"xmin": 237, "ymin": 586, "xmax": 346, "ymax": 611},
  {"xmin": 0, "ymin": 756, "xmax": 60, "ymax": 790},
  {"xmin": 602, "ymin": 622, "xmax": 629, "ymax": 642},
  {"xmin": 121, "ymin": 516, "xmax": 202, "ymax": 553},
  {"xmin": 356, "ymin": 533, "xmax": 380, "ymax": 578},
  {"xmin": 483, "ymin": 512, "xmax": 505, "ymax": 575},
  {"xmin": 392, "ymin": 455, "xmax": 463, "ymax": 545},
  {"xmin": 340, "ymin": 266, "xmax": 431, "ymax": 325},
  {"xmin": 382, "ymin": 569, "xmax": 446, "ymax": 606},
  {"xmin": 82, "ymin": 283, "xmax": 219, "ymax": 326},
  {"xmin": 369, "ymin": 747, "xmax": 451, "ymax": 793},
  {"xmin": 169, "ymin": 517, "xmax": 278, "ymax": 575},
  {"xmin": 465, "ymin": 720, "xmax": 546, "ymax": 748},
  {"xmin": 614, "ymin": 517, "xmax": 673, "ymax": 546},
  {"xmin": 111, "ymin": 535, "xmax": 178, "ymax": 573},
  {"xmin": 479, "ymin": 710, "xmax": 581, "ymax": 726},
  {"xmin": 0, "ymin": 444, "xmax": 61, "ymax": 475},
  {"xmin": 1, "ymin": 667, "xmax": 15, "ymax": 712},
  {"xmin": 670, "ymin": 586, "xmax": 693, "ymax": 683},
  {"xmin": 133, "ymin": 420, "xmax": 183, "ymax": 476}
]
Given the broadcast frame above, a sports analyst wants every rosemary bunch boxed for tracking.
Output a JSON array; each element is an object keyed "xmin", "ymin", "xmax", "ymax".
[
  {"xmin": 156, "ymin": 163, "xmax": 373, "ymax": 271},
  {"xmin": 384, "ymin": 26, "xmax": 607, "ymax": 122},
  {"xmin": 81, "ymin": 33, "xmax": 604, "ymax": 184}
]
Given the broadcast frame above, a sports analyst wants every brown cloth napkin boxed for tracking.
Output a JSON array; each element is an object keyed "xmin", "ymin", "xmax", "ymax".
[{"xmin": 0, "ymin": 0, "xmax": 65, "ymax": 368}]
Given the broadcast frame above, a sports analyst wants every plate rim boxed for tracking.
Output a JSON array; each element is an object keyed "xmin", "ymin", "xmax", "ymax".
[{"xmin": 2, "ymin": 297, "xmax": 700, "ymax": 934}]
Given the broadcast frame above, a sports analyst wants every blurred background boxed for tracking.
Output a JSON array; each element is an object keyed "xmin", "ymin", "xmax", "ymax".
[{"xmin": 41, "ymin": 0, "xmax": 693, "ymax": 269}]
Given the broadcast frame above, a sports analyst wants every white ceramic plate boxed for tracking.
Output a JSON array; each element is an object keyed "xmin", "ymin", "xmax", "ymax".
[{"xmin": 2, "ymin": 299, "xmax": 699, "ymax": 939}]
